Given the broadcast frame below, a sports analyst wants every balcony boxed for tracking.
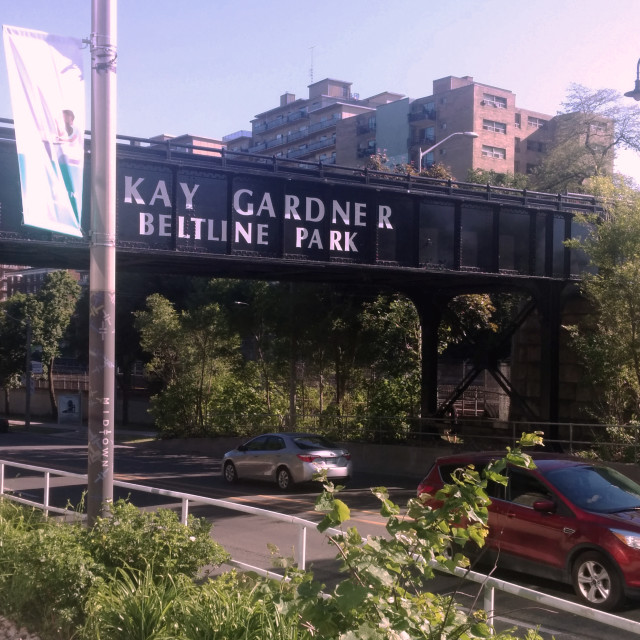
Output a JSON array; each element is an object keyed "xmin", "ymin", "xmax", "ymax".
[
  {"xmin": 415, "ymin": 135, "xmax": 436, "ymax": 146},
  {"xmin": 253, "ymin": 110, "xmax": 309, "ymax": 134},
  {"xmin": 357, "ymin": 147, "xmax": 376, "ymax": 158},
  {"xmin": 308, "ymin": 115, "xmax": 342, "ymax": 134},
  {"xmin": 287, "ymin": 137, "xmax": 335, "ymax": 159},
  {"xmin": 357, "ymin": 124, "xmax": 376, "ymax": 135},
  {"xmin": 409, "ymin": 108, "xmax": 436, "ymax": 122}
]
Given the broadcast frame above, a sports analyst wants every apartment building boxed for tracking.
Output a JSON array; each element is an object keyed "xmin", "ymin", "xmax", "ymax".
[
  {"xmin": 0, "ymin": 264, "xmax": 24, "ymax": 302},
  {"xmin": 4, "ymin": 267, "xmax": 87, "ymax": 298},
  {"xmin": 144, "ymin": 74, "xmax": 611, "ymax": 185},
  {"xmin": 407, "ymin": 75, "xmax": 558, "ymax": 179},
  {"xmin": 247, "ymin": 78, "xmax": 403, "ymax": 165},
  {"xmin": 229, "ymin": 74, "xmax": 613, "ymax": 182}
]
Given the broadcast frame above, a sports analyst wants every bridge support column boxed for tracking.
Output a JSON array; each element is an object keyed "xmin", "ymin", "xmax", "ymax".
[
  {"xmin": 411, "ymin": 295, "xmax": 445, "ymax": 432},
  {"xmin": 537, "ymin": 281, "xmax": 563, "ymax": 443}
]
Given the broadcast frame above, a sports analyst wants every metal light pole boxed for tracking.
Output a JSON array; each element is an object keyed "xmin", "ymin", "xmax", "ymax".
[
  {"xmin": 87, "ymin": 0, "xmax": 117, "ymax": 525},
  {"xmin": 625, "ymin": 58, "xmax": 640, "ymax": 101},
  {"xmin": 418, "ymin": 131, "xmax": 478, "ymax": 170}
]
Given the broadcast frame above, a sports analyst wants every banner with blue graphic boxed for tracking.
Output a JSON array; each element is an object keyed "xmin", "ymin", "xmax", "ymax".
[{"xmin": 3, "ymin": 25, "xmax": 85, "ymax": 237}]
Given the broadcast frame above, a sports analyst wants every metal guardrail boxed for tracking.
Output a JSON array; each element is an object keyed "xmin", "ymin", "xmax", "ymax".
[{"xmin": 1, "ymin": 458, "xmax": 640, "ymax": 635}]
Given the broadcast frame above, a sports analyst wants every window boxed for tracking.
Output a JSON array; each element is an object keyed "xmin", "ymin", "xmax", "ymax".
[
  {"xmin": 266, "ymin": 436, "xmax": 286, "ymax": 451},
  {"xmin": 515, "ymin": 113, "xmax": 521, "ymax": 129},
  {"xmin": 441, "ymin": 122, "xmax": 448, "ymax": 130},
  {"xmin": 515, "ymin": 137, "xmax": 521, "ymax": 151},
  {"xmin": 507, "ymin": 470, "xmax": 553, "ymax": 507},
  {"xmin": 245, "ymin": 436, "xmax": 269, "ymax": 451},
  {"xmin": 482, "ymin": 93, "xmax": 507, "ymax": 109},
  {"xmin": 421, "ymin": 126, "xmax": 435, "ymax": 143},
  {"xmin": 482, "ymin": 145, "xmax": 506, "ymax": 159},
  {"xmin": 526, "ymin": 140, "xmax": 546, "ymax": 153},
  {"xmin": 483, "ymin": 119, "xmax": 507, "ymax": 134},
  {"xmin": 527, "ymin": 116, "xmax": 546, "ymax": 129}
]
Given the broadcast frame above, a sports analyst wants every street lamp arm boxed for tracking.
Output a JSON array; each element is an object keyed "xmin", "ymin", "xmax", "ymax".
[
  {"xmin": 624, "ymin": 58, "xmax": 640, "ymax": 101},
  {"xmin": 419, "ymin": 131, "xmax": 479, "ymax": 169}
]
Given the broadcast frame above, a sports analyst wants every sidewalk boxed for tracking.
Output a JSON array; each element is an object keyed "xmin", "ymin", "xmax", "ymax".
[{"xmin": 2, "ymin": 419, "xmax": 158, "ymax": 443}]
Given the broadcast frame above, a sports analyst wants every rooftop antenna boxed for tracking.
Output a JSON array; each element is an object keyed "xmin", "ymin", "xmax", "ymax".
[{"xmin": 309, "ymin": 45, "xmax": 315, "ymax": 84}]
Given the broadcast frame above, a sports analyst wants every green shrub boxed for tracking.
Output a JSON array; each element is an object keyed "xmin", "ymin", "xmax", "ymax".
[
  {"xmin": 85, "ymin": 499, "xmax": 229, "ymax": 579},
  {"xmin": 0, "ymin": 512, "xmax": 97, "ymax": 638},
  {"xmin": 178, "ymin": 572, "xmax": 311, "ymax": 640},
  {"xmin": 83, "ymin": 565, "xmax": 191, "ymax": 640}
]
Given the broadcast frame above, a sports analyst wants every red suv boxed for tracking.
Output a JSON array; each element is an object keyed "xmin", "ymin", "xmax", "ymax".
[{"xmin": 417, "ymin": 452, "xmax": 640, "ymax": 610}]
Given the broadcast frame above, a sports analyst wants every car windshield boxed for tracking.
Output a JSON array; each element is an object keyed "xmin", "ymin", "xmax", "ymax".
[
  {"xmin": 293, "ymin": 435, "xmax": 338, "ymax": 450},
  {"xmin": 545, "ymin": 465, "xmax": 640, "ymax": 513}
]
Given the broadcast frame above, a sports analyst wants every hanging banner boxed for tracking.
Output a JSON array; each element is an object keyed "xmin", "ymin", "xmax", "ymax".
[{"xmin": 3, "ymin": 25, "xmax": 85, "ymax": 237}]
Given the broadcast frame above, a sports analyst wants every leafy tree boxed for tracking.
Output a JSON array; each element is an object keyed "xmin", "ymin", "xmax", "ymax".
[
  {"xmin": 0, "ymin": 273, "xmax": 80, "ymax": 420},
  {"xmin": 0, "ymin": 294, "xmax": 35, "ymax": 416},
  {"xmin": 531, "ymin": 84, "xmax": 640, "ymax": 192},
  {"xmin": 466, "ymin": 167, "xmax": 529, "ymax": 189},
  {"xmin": 365, "ymin": 152, "xmax": 455, "ymax": 180},
  {"xmin": 34, "ymin": 271, "xmax": 81, "ymax": 418},
  {"xmin": 565, "ymin": 176, "xmax": 640, "ymax": 423},
  {"xmin": 134, "ymin": 293, "xmax": 269, "ymax": 436}
]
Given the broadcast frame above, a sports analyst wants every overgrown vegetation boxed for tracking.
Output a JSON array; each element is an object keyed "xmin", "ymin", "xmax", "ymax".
[
  {"xmin": 132, "ymin": 280, "xmax": 501, "ymax": 440},
  {"xmin": 0, "ymin": 436, "xmax": 545, "ymax": 639},
  {"xmin": 565, "ymin": 176, "xmax": 640, "ymax": 427},
  {"xmin": 0, "ymin": 498, "xmax": 227, "ymax": 639}
]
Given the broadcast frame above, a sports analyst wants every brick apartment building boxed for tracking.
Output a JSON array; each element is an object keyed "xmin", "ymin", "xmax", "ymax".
[{"xmin": 224, "ymin": 74, "xmax": 613, "ymax": 182}]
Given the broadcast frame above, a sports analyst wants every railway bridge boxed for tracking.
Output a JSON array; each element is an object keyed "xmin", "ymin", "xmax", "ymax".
[{"xmin": 0, "ymin": 121, "xmax": 601, "ymax": 436}]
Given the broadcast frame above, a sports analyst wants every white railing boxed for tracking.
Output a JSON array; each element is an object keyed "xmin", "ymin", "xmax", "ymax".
[{"xmin": 1, "ymin": 458, "xmax": 640, "ymax": 636}]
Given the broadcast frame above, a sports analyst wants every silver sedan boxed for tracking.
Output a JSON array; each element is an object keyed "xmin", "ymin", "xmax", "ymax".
[{"xmin": 222, "ymin": 432, "xmax": 352, "ymax": 490}]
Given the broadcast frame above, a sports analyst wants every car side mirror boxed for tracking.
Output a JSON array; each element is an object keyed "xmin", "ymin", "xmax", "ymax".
[
  {"xmin": 237, "ymin": 444, "xmax": 247, "ymax": 452},
  {"xmin": 533, "ymin": 499, "xmax": 556, "ymax": 513}
]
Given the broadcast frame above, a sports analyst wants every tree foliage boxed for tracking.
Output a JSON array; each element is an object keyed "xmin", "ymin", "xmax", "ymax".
[
  {"xmin": 466, "ymin": 168, "xmax": 529, "ymax": 189},
  {"xmin": 35, "ymin": 271, "xmax": 81, "ymax": 416},
  {"xmin": 274, "ymin": 434, "xmax": 545, "ymax": 639},
  {"xmin": 365, "ymin": 152, "xmax": 455, "ymax": 181},
  {"xmin": 565, "ymin": 176, "xmax": 640, "ymax": 423},
  {"xmin": 0, "ymin": 294, "xmax": 35, "ymax": 415},
  {"xmin": 0, "ymin": 272, "xmax": 80, "ymax": 418},
  {"xmin": 531, "ymin": 84, "xmax": 640, "ymax": 192},
  {"xmin": 134, "ymin": 293, "xmax": 256, "ymax": 436}
]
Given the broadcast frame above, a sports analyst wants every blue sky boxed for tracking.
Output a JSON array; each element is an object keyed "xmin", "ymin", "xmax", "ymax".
[{"xmin": 3, "ymin": 0, "xmax": 640, "ymax": 178}]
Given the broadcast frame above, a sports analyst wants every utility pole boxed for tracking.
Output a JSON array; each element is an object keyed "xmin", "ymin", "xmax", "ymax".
[{"xmin": 87, "ymin": 0, "xmax": 117, "ymax": 525}]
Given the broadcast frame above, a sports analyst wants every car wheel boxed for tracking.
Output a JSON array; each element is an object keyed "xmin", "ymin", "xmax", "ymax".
[
  {"xmin": 571, "ymin": 551, "xmax": 624, "ymax": 610},
  {"xmin": 223, "ymin": 461, "xmax": 238, "ymax": 484},
  {"xmin": 276, "ymin": 466, "xmax": 293, "ymax": 490}
]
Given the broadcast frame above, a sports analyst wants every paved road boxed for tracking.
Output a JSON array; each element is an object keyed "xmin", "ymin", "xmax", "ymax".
[{"xmin": 2, "ymin": 425, "xmax": 640, "ymax": 639}]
